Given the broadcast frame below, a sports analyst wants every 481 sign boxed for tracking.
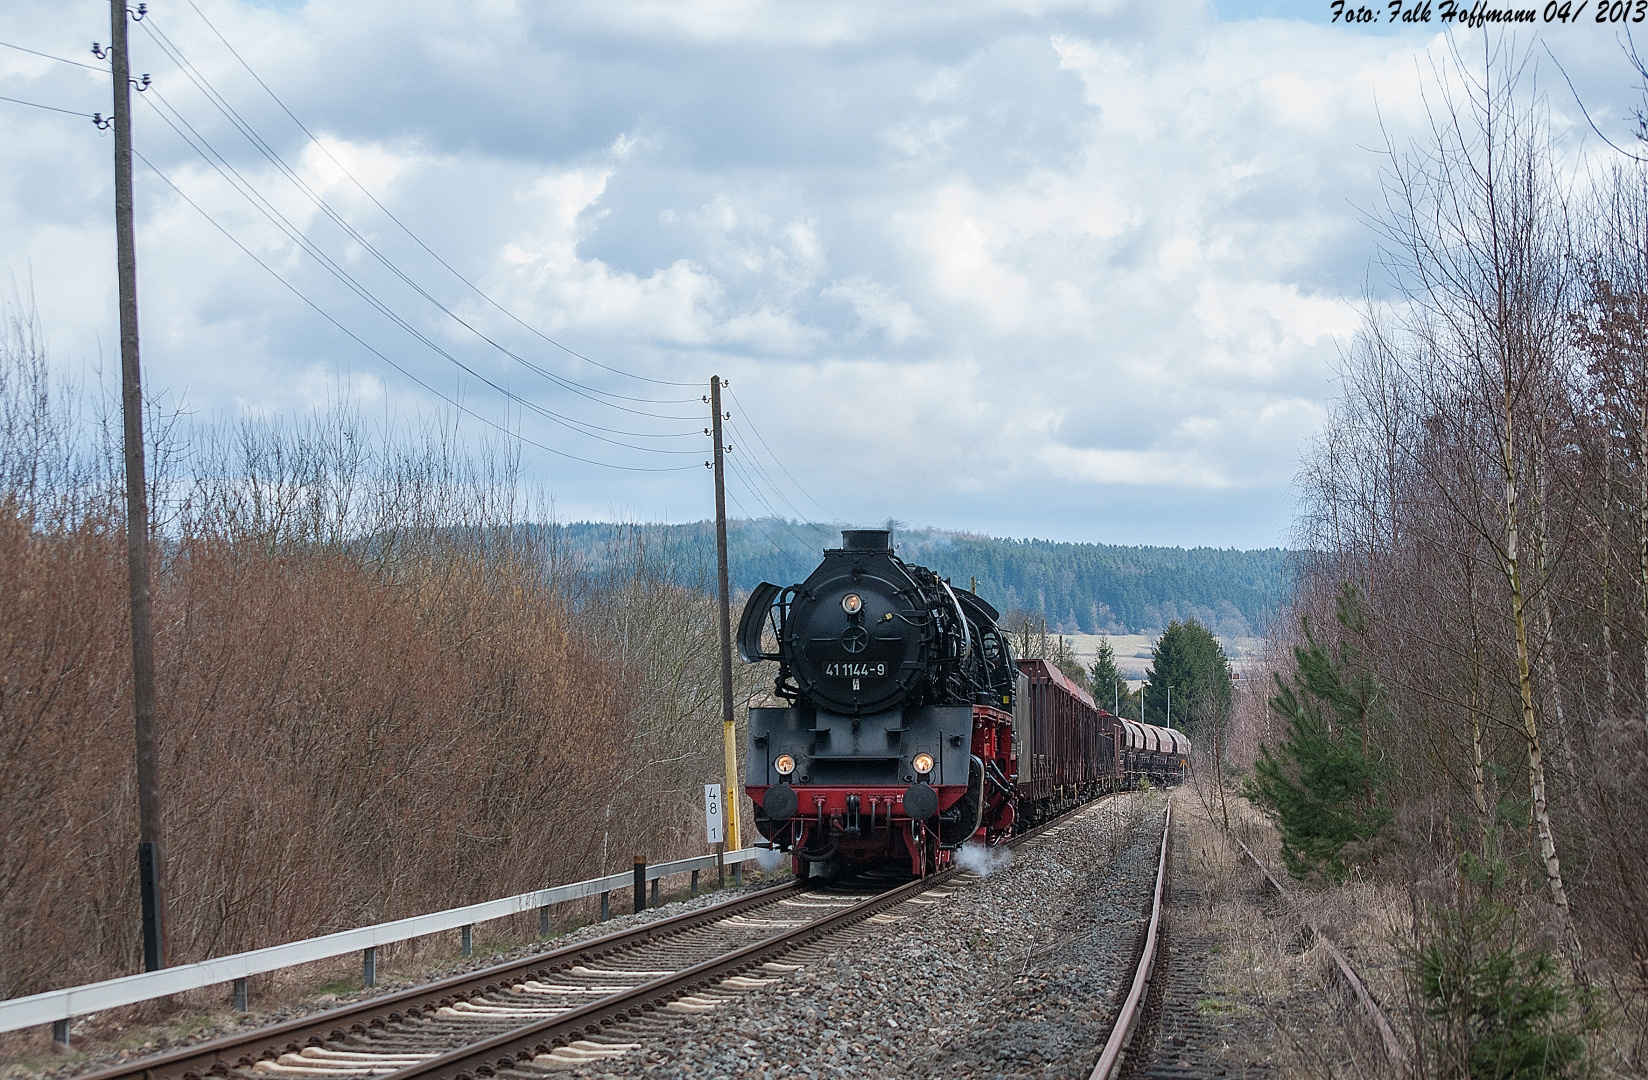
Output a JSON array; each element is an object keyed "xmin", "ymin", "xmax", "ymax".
[{"xmin": 704, "ymin": 783, "xmax": 725, "ymax": 845}]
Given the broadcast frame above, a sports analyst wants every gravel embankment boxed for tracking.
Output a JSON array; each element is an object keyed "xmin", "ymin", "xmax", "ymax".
[{"xmin": 556, "ymin": 792, "xmax": 1167, "ymax": 1080}]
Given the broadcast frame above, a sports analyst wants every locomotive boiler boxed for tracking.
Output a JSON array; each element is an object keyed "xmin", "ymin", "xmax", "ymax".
[
  {"xmin": 738, "ymin": 528, "xmax": 1188, "ymax": 877},
  {"xmin": 737, "ymin": 529, "xmax": 1016, "ymax": 876}
]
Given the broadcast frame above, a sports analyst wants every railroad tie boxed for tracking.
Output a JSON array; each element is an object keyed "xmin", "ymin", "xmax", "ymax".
[
  {"xmin": 297, "ymin": 1050, "xmax": 437, "ymax": 1064},
  {"xmin": 515, "ymin": 980, "xmax": 636, "ymax": 994},
  {"xmin": 436, "ymin": 999, "xmax": 566, "ymax": 1018},
  {"xmin": 775, "ymin": 898, "xmax": 860, "ymax": 908},
  {"xmin": 533, "ymin": 1041, "xmax": 640, "ymax": 1066},
  {"xmin": 566, "ymin": 965, "xmax": 676, "ymax": 977},
  {"xmin": 715, "ymin": 915, "xmax": 809, "ymax": 928}
]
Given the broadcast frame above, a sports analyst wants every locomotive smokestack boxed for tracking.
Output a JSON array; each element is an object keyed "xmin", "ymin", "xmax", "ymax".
[{"xmin": 841, "ymin": 529, "xmax": 892, "ymax": 552}]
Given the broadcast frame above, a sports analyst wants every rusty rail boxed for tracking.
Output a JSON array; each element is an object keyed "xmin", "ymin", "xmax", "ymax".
[
  {"xmin": 1232, "ymin": 834, "xmax": 1408, "ymax": 1070},
  {"xmin": 1088, "ymin": 799, "xmax": 1172, "ymax": 1080}
]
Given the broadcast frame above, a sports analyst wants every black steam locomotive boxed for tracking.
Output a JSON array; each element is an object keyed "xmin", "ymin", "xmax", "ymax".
[{"xmin": 738, "ymin": 529, "xmax": 1186, "ymax": 877}]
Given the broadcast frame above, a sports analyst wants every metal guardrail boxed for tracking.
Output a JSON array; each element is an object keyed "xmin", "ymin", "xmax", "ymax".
[{"xmin": 0, "ymin": 847, "xmax": 768, "ymax": 1036}]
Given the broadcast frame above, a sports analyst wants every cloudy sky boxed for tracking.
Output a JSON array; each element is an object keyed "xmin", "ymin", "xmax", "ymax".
[{"xmin": 0, "ymin": 1, "xmax": 1639, "ymax": 547}]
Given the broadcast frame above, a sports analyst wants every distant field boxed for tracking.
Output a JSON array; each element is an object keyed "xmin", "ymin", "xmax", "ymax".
[{"xmin": 1054, "ymin": 632, "xmax": 1266, "ymax": 686}]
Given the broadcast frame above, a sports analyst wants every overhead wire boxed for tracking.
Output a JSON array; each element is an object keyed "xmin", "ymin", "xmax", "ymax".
[
  {"xmin": 0, "ymin": 40, "xmax": 109, "ymax": 73},
  {"xmin": 726, "ymin": 416, "xmax": 822, "ymax": 526},
  {"xmin": 136, "ymin": 85, "xmax": 701, "ymax": 456},
  {"xmin": 137, "ymin": 19, "xmax": 703, "ymax": 427},
  {"xmin": 1, "ymin": 27, "xmax": 716, "ymax": 477},
  {"xmin": 133, "ymin": 146, "xmax": 698, "ymax": 473},
  {"xmin": 726, "ymin": 387, "xmax": 835, "ymax": 521},
  {"xmin": 0, "ymin": 32, "xmax": 709, "ymax": 477},
  {"xmin": 722, "ymin": 450, "xmax": 820, "ymax": 572},
  {"xmin": 175, "ymin": 2, "xmax": 701, "ymax": 392},
  {"xmin": 720, "ymin": 481, "xmax": 811, "ymax": 580},
  {"xmin": 0, "ymin": 92, "xmax": 95, "ymax": 118}
]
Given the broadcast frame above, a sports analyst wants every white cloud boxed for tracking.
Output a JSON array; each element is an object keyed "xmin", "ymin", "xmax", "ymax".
[{"xmin": 0, "ymin": 0, "xmax": 1633, "ymax": 546}]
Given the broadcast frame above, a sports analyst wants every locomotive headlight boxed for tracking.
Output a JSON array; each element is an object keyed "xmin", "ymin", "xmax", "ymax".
[
  {"xmin": 912, "ymin": 752, "xmax": 935, "ymax": 776},
  {"xmin": 841, "ymin": 592, "xmax": 864, "ymax": 615},
  {"xmin": 774, "ymin": 753, "xmax": 796, "ymax": 776}
]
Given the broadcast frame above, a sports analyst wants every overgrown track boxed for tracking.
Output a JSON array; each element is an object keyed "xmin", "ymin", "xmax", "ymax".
[{"xmin": 1233, "ymin": 834, "xmax": 1406, "ymax": 1071}]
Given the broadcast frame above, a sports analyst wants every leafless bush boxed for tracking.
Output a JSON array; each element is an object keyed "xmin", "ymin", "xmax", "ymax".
[
  {"xmin": 1229, "ymin": 42, "xmax": 1648, "ymax": 1073},
  {"xmin": 0, "ymin": 297, "xmax": 733, "ymax": 1004}
]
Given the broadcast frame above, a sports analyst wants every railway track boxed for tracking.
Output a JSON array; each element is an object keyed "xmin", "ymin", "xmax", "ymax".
[
  {"xmin": 74, "ymin": 882, "xmax": 808, "ymax": 1080},
  {"xmin": 79, "ymin": 795, "xmax": 1127, "ymax": 1080}
]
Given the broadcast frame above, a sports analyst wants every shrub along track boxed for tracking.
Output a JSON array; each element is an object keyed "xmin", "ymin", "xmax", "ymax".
[{"xmin": 75, "ymin": 796, "xmax": 1140, "ymax": 1080}]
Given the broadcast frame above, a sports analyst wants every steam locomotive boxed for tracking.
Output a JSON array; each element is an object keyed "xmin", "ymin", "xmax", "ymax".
[{"xmin": 737, "ymin": 529, "xmax": 1189, "ymax": 877}]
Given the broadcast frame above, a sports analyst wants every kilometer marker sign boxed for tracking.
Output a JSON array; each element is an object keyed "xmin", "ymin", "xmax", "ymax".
[{"xmin": 705, "ymin": 783, "xmax": 725, "ymax": 844}]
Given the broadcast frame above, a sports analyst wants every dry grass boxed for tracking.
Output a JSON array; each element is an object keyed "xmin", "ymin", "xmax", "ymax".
[
  {"xmin": 1177, "ymin": 767, "xmax": 1648, "ymax": 1079},
  {"xmin": 0, "ymin": 311, "xmax": 754, "ymax": 1066},
  {"xmin": 1174, "ymin": 772, "xmax": 1408, "ymax": 1080}
]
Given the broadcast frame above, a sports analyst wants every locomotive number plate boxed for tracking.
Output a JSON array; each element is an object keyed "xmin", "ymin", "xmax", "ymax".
[{"xmin": 824, "ymin": 662, "xmax": 886, "ymax": 677}]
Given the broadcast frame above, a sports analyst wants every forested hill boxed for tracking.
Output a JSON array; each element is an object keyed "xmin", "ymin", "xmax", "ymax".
[{"xmin": 539, "ymin": 520, "xmax": 1290, "ymax": 637}]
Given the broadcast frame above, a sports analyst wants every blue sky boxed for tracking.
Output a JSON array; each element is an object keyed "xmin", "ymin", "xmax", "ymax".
[{"xmin": 0, "ymin": 2, "xmax": 1639, "ymax": 548}]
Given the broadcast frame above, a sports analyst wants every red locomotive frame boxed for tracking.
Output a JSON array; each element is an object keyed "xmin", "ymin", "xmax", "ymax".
[{"xmin": 748, "ymin": 657, "xmax": 1187, "ymax": 877}]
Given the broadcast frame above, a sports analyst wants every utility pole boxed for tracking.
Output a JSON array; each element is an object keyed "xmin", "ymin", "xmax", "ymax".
[
  {"xmin": 1166, "ymin": 684, "xmax": 1172, "ymax": 731},
  {"xmin": 109, "ymin": 0, "xmax": 167, "ymax": 972},
  {"xmin": 709, "ymin": 377, "xmax": 741, "ymax": 852}
]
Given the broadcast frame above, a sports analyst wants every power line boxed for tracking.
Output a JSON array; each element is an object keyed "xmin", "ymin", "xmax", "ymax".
[
  {"xmin": 721, "ymin": 485, "xmax": 812, "ymax": 580},
  {"xmin": 174, "ymin": 2, "xmax": 701, "ymax": 391},
  {"xmin": 137, "ymin": 87, "xmax": 701, "ymax": 456},
  {"xmin": 726, "ymin": 387, "xmax": 834, "ymax": 520},
  {"xmin": 722, "ymin": 450, "xmax": 819, "ymax": 563},
  {"xmin": 0, "ymin": 92, "xmax": 95, "ymax": 118},
  {"xmin": 133, "ymin": 147, "xmax": 698, "ymax": 474},
  {"xmin": 0, "ymin": 39, "xmax": 110, "ymax": 73},
  {"xmin": 726, "ymin": 416, "xmax": 824, "ymax": 526},
  {"xmin": 137, "ymin": 20, "xmax": 703, "ymax": 427}
]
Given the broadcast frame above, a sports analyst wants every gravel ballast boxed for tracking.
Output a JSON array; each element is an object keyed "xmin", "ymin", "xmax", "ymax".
[{"xmin": 555, "ymin": 792, "xmax": 1167, "ymax": 1080}]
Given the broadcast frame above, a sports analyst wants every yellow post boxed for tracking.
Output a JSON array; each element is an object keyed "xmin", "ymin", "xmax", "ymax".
[
  {"xmin": 709, "ymin": 375, "xmax": 741, "ymax": 853},
  {"xmin": 723, "ymin": 718, "xmax": 741, "ymax": 852}
]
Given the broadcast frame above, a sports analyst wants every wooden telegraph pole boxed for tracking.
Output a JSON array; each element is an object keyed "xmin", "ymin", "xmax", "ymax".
[
  {"xmin": 709, "ymin": 377, "xmax": 741, "ymax": 853},
  {"xmin": 109, "ymin": 0, "xmax": 167, "ymax": 971}
]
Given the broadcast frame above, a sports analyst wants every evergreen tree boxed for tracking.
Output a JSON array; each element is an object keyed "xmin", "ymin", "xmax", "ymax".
[
  {"xmin": 1243, "ymin": 585, "xmax": 1392, "ymax": 884},
  {"xmin": 1089, "ymin": 637, "xmax": 1131, "ymax": 715},
  {"xmin": 1142, "ymin": 618, "xmax": 1231, "ymax": 733},
  {"xmin": 1410, "ymin": 845, "xmax": 1595, "ymax": 1079}
]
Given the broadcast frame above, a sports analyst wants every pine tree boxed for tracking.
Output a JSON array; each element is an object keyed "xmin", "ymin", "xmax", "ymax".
[
  {"xmin": 1142, "ymin": 618, "xmax": 1231, "ymax": 733},
  {"xmin": 1244, "ymin": 586, "xmax": 1392, "ymax": 884},
  {"xmin": 1089, "ymin": 637, "xmax": 1131, "ymax": 715}
]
